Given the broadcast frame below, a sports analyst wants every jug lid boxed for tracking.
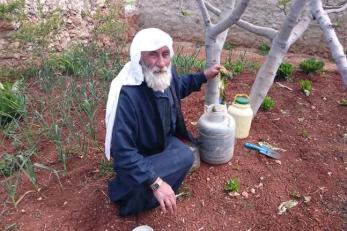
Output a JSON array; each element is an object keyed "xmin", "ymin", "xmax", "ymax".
[{"xmin": 235, "ymin": 96, "xmax": 250, "ymax": 105}]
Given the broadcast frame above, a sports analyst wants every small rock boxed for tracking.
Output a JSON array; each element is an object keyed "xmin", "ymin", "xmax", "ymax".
[
  {"xmin": 206, "ymin": 177, "xmax": 210, "ymax": 181},
  {"xmin": 322, "ymin": 97, "xmax": 327, "ymax": 100},
  {"xmin": 228, "ymin": 192, "xmax": 240, "ymax": 197},
  {"xmin": 255, "ymin": 182, "xmax": 264, "ymax": 188},
  {"xmin": 311, "ymin": 106, "xmax": 316, "ymax": 109},
  {"xmin": 241, "ymin": 191, "xmax": 249, "ymax": 198},
  {"xmin": 327, "ymin": 172, "xmax": 332, "ymax": 176},
  {"xmin": 63, "ymin": 201, "xmax": 68, "ymax": 205},
  {"xmin": 250, "ymin": 188, "xmax": 256, "ymax": 194},
  {"xmin": 303, "ymin": 196, "xmax": 311, "ymax": 203},
  {"xmin": 260, "ymin": 176, "xmax": 265, "ymax": 181},
  {"xmin": 37, "ymin": 197, "xmax": 42, "ymax": 201},
  {"xmin": 275, "ymin": 160, "xmax": 282, "ymax": 165},
  {"xmin": 21, "ymin": 209, "xmax": 26, "ymax": 213}
]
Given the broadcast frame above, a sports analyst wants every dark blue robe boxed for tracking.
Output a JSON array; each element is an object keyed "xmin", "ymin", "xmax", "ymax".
[{"xmin": 108, "ymin": 67, "xmax": 206, "ymax": 214}]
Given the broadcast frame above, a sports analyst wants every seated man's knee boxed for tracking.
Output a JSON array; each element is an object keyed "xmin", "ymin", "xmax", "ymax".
[{"xmin": 176, "ymin": 142, "xmax": 194, "ymax": 171}]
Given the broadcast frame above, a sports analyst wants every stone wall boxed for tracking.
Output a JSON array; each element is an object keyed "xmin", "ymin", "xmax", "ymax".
[
  {"xmin": 137, "ymin": 0, "xmax": 347, "ymax": 56},
  {"xmin": 0, "ymin": 0, "xmax": 108, "ymax": 61}
]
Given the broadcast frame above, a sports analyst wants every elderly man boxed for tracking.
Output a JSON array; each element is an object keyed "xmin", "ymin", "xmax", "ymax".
[{"xmin": 105, "ymin": 28, "xmax": 220, "ymax": 216}]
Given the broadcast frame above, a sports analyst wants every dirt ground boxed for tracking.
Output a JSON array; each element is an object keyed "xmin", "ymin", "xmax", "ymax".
[{"xmin": 1, "ymin": 51, "xmax": 346, "ymax": 230}]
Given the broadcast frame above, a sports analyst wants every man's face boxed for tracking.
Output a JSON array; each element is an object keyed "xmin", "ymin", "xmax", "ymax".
[
  {"xmin": 141, "ymin": 46, "xmax": 172, "ymax": 92},
  {"xmin": 141, "ymin": 46, "xmax": 171, "ymax": 70}
]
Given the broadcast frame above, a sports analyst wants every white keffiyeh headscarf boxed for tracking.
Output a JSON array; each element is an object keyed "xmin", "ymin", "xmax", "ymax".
[{"xmin": 104, "ymin": 28, "xmax": 174, "ymax": 160}]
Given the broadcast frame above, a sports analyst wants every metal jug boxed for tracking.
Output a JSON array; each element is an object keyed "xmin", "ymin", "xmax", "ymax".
[{"xmin": 197, "ymin": 104, "xmax": 235, "ymax": 165}]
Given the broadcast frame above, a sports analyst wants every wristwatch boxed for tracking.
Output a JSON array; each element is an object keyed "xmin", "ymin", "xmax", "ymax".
[{"xmin": 150, "ymin": 177, "xmax": 163, "ymax": 191}]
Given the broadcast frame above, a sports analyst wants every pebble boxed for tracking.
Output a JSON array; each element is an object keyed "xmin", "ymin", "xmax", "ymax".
[
  {"xmin": 260, "ymin": 176, "xmax": 265, "ymax": 181},
  {"xmin": 228, "ymin": 192, "xmax": 240, "ymax": 197},
  {"xmin": 242, "ymin": 191, "xmax": 249, "ymax": 198},
  {"xmin": 255, "ymin": 182, "xmax": 264, "ymax": 188},
  {"xmin": 206, "ymin": 177, "xmax": 210, "ymax": 181},
  {"xmin": 328, "ymin": 172, "xmax": 332, "ymax": 176},
  {"xmin": 37, "ymin": 197, "xmax": 42, "ymax": 201},
  {"xmin": 250, "ymin": 188, "xmax": 256, "ymax": 194},
  {"xmin": 21, "ymin": 209, "xmax": 25, "ymax": 213},
  {"xmin": 275, "ymin": 160, "xmax": 282, "ymax": 165}
]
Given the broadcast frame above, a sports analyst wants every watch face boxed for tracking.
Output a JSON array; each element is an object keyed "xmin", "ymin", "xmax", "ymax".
[{"xmin": 152, "ymin": 183, "xmax": 160, "ymax": 190}]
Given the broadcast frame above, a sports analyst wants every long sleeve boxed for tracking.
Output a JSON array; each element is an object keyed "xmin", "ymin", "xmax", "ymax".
[
  {"xmin": 111, "ymin": 90, "xmax": 158, "ymax": 187},
  {"xmin": 174, "ymin": 69, "xmax": 207, "ymax": 99}
]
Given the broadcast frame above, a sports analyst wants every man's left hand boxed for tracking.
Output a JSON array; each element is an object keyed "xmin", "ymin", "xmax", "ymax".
[{"xmin": 204, "ymin": 64, "xmax": 222, "ymax": 80}]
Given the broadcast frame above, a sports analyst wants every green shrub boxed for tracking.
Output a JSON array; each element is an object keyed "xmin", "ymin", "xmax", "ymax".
[
  {"xmin": 223, "ymin": 42, "xmax": 235, "ymax": 51},
  {"xmin": 261, "ymin": 96, "xmax": 276, "ymax": 110},
  {"xmin": 224, "ymin": 178, "xmax": 240, "ymax": 193},
  {"xmin": 299, "ymin": 79, "xmax": 312, "ymax": 96},
  {"xmin": 276, "ymin": 62, "xmax": 294, "ymax": 81},
  {"xmin": 258, "ymin": 42, "xmax": 270, "ymax": 55},
  {"xmin": 299, "ymin": 58, "xmax": 324, "ymax": 74},
  {"xmin": 0, "ymin": 80, "xmax": 26, "ymax": 127},
  {"xmin": 0, "ymin": 0, "xmax": 24, "ymax": 20}
]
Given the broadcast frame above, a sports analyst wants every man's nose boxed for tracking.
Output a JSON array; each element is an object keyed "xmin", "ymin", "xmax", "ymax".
[{"xmin": 156, "ymin": 56, "xmax": 166, "ymax": 68}]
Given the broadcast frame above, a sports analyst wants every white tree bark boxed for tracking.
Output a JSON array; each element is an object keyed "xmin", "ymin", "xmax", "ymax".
[
  {"xmin": 198, "ymin": 0, "xmax": 250, "ymax": 105},
  {"xmin": 249, "ymin": 0, "xmax": 308, "ymax": 115},
  {"xmin": 310, "ymin": 0, "xmax": 347, "ymax": 86}
]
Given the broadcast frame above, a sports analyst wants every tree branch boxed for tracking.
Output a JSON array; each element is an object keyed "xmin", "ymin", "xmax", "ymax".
[
  {"xmin": 310, "ymin": 0, "xmax": 347, "ymax": 86},
  {"xmin": 324, "ymin": 1, "xmax": 347, "ymax": 13},
  {"xmin": 196, "ymin": 0, "xmax": 212, "ymax": 27},
  {"xmin": 210, "ymin": 0, "xmax": 251, "ymax": 38},
  {"xmin": 288, "ymin": 3, "xmax": 312, "ymax": 46},
  {"xmin": 204, "ymin": 0, "xmax": 221, "ymax": 16},
  {"xmin": 236, "ymin": 19, "xmax": 278, "ymax": 40}
]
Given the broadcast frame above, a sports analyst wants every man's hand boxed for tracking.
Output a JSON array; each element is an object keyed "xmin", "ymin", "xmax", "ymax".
[
  {"xmin": 204, "ymin": 64, "xmax": 222, "ymax": 80},
  {"xmin": 151, "ymin": 178, "xmax": 177, "ymax": 214}
]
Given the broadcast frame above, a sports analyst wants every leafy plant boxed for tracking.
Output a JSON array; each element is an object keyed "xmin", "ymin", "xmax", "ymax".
[
  {"xmin": 258, "ymin": 42, "xmax": 270, "ymax": 55},
  {"xmin": 219, "ymin": 66, "xmax": 233, "ymax": 103},
  {"xmin": 173, "ymin": 47, "xmax": 205, "ymax": 74},
  {"xmin": 223, "ymin": 42, "xmax": 235, "ymax": 51},
  {"xmin": 0, "ymin": 0, "xmax": 24, "ymax": 20},
  {"xmin": 299, "ymin": 58, "xmax": 324, "ymax": 74},
  {"xmin": 261, "ymin": 96, "xmax": 276, "ymax": 110},
  {"xmin": 276, "ymin": 62, "xmax": 294, "ymax": 81},
  {"xmin": 224, "ymin": 178, "xmax": 240, "ymax": 193},
  {"xmin": 0, "ymin": 80, "xmax": 26, "ymax": 127},
  {"xmin": 299, "ymin": 79, "xmax": 312, "ymax": 96},
  {"xmin": 98, "ymin": 159, "xmax": 114, "ymax": 177}
]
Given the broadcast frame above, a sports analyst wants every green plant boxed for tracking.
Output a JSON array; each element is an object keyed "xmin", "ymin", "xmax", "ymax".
[
  {"xmin": 289, "ymin": 191, "xmax": 301, "ymax": 199},
  {"xmin": 276, "ymin": 62, "xmax": 294, "ymax": 81},
  {"xmin": 0, "ymin": 0, "xmax": 24, "ymax": 20},
  {"xmin": 261, "ymin": 96, "xmax": 276, "ymax": 110},
  {"xmin": 299, "ymin": 79, "xmax": 312, "ymax": 96},
  {"xmin": 219, "ymin": 67, "xmax": 233, "ymax": 103},
  {"xmin": 223, "ymin": 42, "xmax": 235, "ymax": 51},
  {"xmin": 98, "ymin": 159, "xmax": 114, "ymax": 177},
  {"xmin": 173, "ymin": 47, "xmax": 205, "ymax": 74},
  {"xmin": 277, "ymin": 0, "xmax": 292, "ymax": 15},
  {"xmin": 225, "ymin": 178, "xmax": 240, "ymax": 192},
  {"xmin": 299, "ymin": 58, "xmax": 324, "ymax": 74},
  {"xmin": 258, "ymin": 42, "xmax": 270, "ymax": 55},
  {"xmin": 12, "ymin": 10, "xmax": 63, "ymax": 59},
  {"xmin": 0, "ymin": 80, "xmax": 26, "ymax": 127}
]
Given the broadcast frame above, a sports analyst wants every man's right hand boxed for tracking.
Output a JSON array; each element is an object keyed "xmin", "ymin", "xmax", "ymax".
[{"xmin": 151, "ymin": 177, "xmax": 177, "ymax": 214}]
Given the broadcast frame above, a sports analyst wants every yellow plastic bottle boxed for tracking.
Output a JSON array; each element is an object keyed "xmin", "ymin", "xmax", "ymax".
[{"xmin": 228, "ymin": 94, "xmax": 253, "ymax": 139}]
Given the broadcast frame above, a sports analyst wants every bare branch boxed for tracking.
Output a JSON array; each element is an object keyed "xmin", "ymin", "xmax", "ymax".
[
  {"xmin": 325, "ymin": 1, "xmax": 347, "ymax": 14},
  {"xmin": 196, "ymin": 0, "xmax": 212, "ymax": 27},
  {"xmin": 204, "ymin": 0, "xmax": 221, "ymax": 16},
  {"xmin": 236, "ymin": 19, "xmax": 278, "ymax": 40},
  {"xmin": 288, "ymin": 3, "xmax": 312, "ymax": 46},
  {"xmin": 210, "ymin": 0, "xmax": 251, "ymax": 37}
]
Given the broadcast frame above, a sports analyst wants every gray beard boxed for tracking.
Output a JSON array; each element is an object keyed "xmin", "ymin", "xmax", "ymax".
[{"xmin": 142, "ymin": 64, "xmax": 172, "ymax": 92}]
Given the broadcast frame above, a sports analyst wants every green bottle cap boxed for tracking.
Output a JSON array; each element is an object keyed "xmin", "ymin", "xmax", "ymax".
[{"xmin": 235, "ymin": 96, "xmax": 250, "ymax": 105}]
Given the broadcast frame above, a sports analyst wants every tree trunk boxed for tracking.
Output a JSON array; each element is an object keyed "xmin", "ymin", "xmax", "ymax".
[
  {"xmin": 310, "ymin": 0, "xmax": 347, "ymax": 86},
  {"xmin": 249, "ymin": 0, "xmax": 308, "ymax": 116}
]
